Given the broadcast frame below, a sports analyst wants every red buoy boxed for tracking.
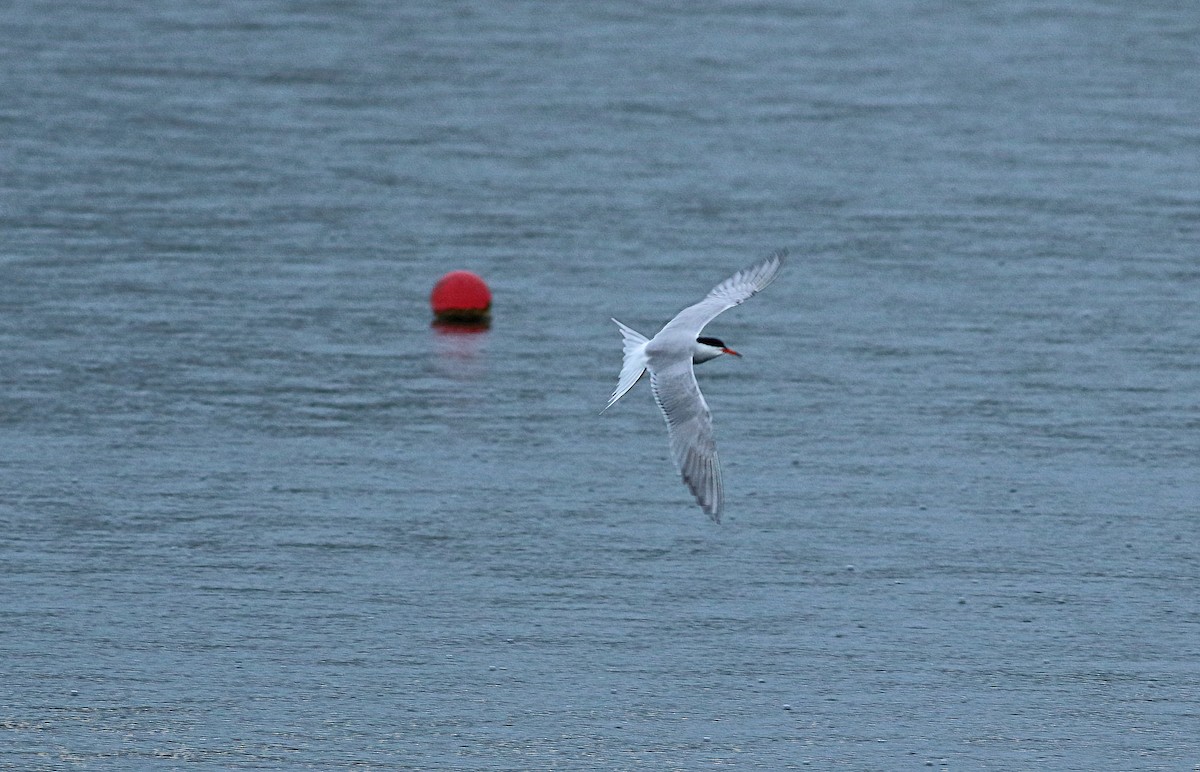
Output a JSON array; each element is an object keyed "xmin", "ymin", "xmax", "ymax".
[{"xmin": 431, "ymin": 270, "xmax": 491, "ymax": 328}]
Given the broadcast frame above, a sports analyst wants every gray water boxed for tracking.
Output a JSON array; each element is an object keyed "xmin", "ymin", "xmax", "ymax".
[{"xmin": 3, "ymin": 1, "xmax": 1199, "ymax": 769}]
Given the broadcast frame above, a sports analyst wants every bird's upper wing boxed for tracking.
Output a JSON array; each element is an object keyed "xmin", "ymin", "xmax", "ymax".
[
  {"xmin": 656, "ymin": 249, "xmax": 787, "ymax": 340},
  {"xmin": 649, "ymin": 356, "xmax": 723, "ymax": 521}
]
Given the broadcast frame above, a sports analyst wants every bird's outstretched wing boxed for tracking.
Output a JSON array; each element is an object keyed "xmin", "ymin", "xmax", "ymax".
[
  {"xmin": 649, "ymin": 357, "xmax": 723, "ymax": 521},
  {"xmin": 657, "ymin": 249, "xmax": 787, "ymax": 341}
]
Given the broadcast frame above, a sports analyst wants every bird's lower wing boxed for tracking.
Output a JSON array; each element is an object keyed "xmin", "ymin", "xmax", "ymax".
[{"xmin": 649, "ymin": 360, "xmax": 723, "ymax": 521}]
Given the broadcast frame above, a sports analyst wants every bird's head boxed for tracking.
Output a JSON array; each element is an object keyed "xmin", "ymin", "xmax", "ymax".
[{"xmin": 693, "ymin": 336, "xmax": 741, "ymax": 364}]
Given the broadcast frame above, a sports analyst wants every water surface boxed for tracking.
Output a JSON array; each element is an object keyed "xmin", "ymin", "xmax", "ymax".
[{"xmin": 2, "ymin": 1, "xmax": 1198, "ymax": 769}]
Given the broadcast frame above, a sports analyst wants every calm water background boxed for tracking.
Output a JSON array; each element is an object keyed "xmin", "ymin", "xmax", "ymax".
[{"xmin": 3, "ymin": 1, "xmax": 1199, "ymax": 769}]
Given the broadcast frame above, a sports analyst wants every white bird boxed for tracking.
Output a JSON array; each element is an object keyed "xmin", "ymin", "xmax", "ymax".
[{"xmin": 602, "ymin": 250, "xmax": 786, "ymax": 521}]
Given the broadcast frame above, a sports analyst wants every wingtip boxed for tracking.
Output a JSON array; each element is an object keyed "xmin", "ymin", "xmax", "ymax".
[
  {"xmin": 700, "ymin": 493, "xmax": 722, "ymax": 523},
  {"xmin": 705, "ymin": 484, "xmax": 723, "ymax": 522},
  {"xmin": 761, "ymin": 248, "xmax": 787, "ymax": 277}
]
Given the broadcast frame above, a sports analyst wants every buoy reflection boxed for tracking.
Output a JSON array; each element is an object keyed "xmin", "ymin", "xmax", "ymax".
[{"xmin": 432, "ymin": 319, "xmax": 489, "ymax": 364}]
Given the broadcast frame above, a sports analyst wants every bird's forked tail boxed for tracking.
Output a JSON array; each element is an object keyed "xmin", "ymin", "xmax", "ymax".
[{"xmin": 601, "ymin": 319, "xmax": 649, "ymax": 413}]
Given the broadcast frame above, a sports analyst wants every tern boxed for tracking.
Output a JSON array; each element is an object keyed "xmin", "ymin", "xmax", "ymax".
[{"xmin": 602, "ymin": 250, "xmax": 786, "ymax": 521}]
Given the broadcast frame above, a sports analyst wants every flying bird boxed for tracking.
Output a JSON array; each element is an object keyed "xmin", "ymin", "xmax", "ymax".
[{"xmin": 602, "ymin": 250, "xmax": 786, "ymax": 521}]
